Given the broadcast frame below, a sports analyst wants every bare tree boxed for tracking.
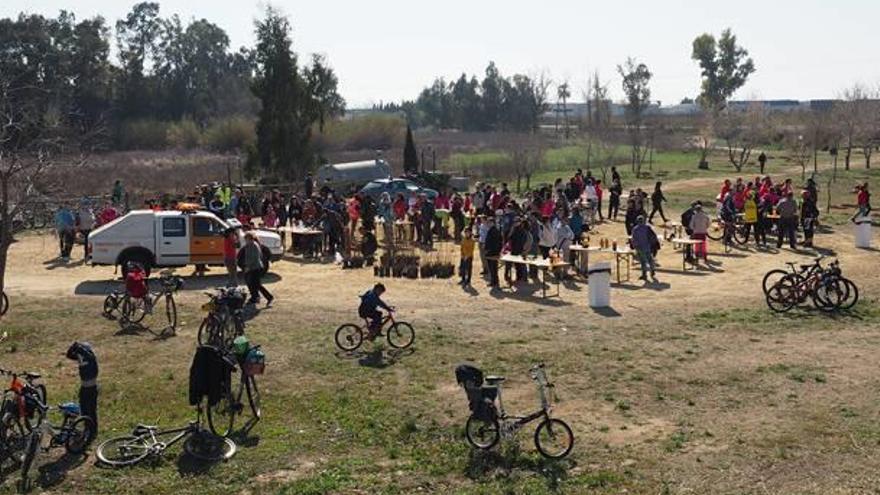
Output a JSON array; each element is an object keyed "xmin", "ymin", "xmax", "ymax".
[
  {"xmin": 835, "ymin": 85, "xmax": 869, "ymax": 170},
  {"xmin": 617, "ymin": 57, "xmax": 652, "ymax": 178},
  {"xmin": 0, "ymin": 82, "xmax": 101, "ymax": 295},
  {"xmin": 582, "ymin": 70, "xmax": 610, "ymax": 131},
  {"xmin": 802, "ymin": 107, "xmax": 835, "ymax": 174},
  {"xmin": 855, "ymin": 95, "xmax": 880, "ymax": 169},
  {"xmin": 529, "ymin": 71, "xmax": 553, "ymax": 134},
  {"xmin": 716, "ymin": 103, "xmax": 771, "ymax": 172},
  {"xmin": 556, "ymin": 81, "xmax": 572, "ymax": 139},
  {"xmin": 786, "ymin": 132, "xmax": 811, "ymax": 181}
]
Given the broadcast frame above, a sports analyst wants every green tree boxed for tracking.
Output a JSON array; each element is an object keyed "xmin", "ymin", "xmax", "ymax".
[
  {"xmin": 691, "ymin": 28, "xmax": 755, "ymax": 115},
  {"xmin": 115, "ymin": 2, "xmax": 162, "ymax": 119},
  {"xmin": 248, "ymin": 8, "xmax": 311, "ymax": 181},
  {"xmin": 303, "ymin": 54, "xmax": 345, "ymax": 133},
  {"xmin": 618, "ymin": 57, "xmax": 652, "ymax": 177},
  {"xmin": 403, "ymin": 124, "xmax": 419, "ymax": 174}
]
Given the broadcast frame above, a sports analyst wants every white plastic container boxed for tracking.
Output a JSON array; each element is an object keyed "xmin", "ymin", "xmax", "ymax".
[
  {"xmin": 588, "ymin": 262, "xmax": 612, "ymax": 308},
  {"xmin": 855, "ymin": 217, "xmax": 872, "ymax": 248}
]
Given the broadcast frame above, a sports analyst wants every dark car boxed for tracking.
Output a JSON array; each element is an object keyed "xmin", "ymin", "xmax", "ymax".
[{"xmin": 359, "ymin": 179, "xmax": 438, "ymax": 201}]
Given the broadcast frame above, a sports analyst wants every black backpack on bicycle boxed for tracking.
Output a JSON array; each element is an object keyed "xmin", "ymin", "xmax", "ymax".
[{"xmin": 455, "ymin": 364, "xmax": 497, "ymax": 422}]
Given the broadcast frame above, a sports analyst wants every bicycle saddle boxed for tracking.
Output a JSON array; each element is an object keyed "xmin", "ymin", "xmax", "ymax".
[
  {"xmin": 485, "ymin": 375, "xmax": 505, "ymax": 384},
  {"xmin": 24, "ymin": 372, "xmax": 41, "ymax": 380},
  {"xmin": 133, "ymin": 423, "xmax": 158, "ymax": 434}
]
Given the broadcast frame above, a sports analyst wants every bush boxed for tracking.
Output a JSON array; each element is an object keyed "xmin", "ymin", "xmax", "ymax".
[
  {"xmin": 166, "ymin": 119, "xmax": 202, "ymax": 149},
  {"xmin": 316, "ymin": 114, "xmax": 405, "ymax": 151},
  {"xmin": 203, "ymin": 116, "xmax": 256, "ymax": 153},
  {"xmin": 114, "ymin": 119, "xmax": 170, "ymax": 150}
]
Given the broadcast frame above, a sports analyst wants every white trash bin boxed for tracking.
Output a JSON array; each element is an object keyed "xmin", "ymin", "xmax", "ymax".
[
  {"xmin": 855, "ymin": 217, "xmax": 872, "ymax": 248},
  {"xmin": 588, "ymin": 262, "xmax": 612, "ymax": 308}
]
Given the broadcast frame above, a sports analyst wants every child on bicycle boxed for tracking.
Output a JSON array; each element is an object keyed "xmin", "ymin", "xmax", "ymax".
[
  {"xmin": 125, "ymin": 262, "xmax": 151, "ymax": 314},
  {"xmin": 359, "ymin": 283, "xmax": 393, "ymax": 340}
]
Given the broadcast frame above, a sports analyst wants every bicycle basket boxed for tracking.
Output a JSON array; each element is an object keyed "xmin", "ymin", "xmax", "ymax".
[{"xmin": 243, "ymin": 348, "xmax": 265, "ymax": 376}]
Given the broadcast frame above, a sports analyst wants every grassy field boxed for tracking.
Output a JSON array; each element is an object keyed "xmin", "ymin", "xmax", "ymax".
[{"xmin": 1, "ymin": 158, "xmax": 878, "ymax": 494}]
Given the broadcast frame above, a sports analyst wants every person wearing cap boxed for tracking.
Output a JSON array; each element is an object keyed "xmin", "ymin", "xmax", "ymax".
[
  {"xmin": 66, "ymin": 341, "xmax": 98, "ymax": 440},
  {"xmin": 631, "ymin": 216, "xmax": 658, "ymax": 282}
]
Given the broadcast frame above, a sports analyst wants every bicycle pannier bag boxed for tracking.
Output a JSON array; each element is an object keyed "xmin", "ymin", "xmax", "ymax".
[{"xmin": 243, "ymin": 348, "xmax": 266, "ymax": 376}]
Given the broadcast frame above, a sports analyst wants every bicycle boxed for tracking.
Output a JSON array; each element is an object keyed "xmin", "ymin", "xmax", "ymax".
[
  {"xmin": 96, "ymin": 405, "xmax": 236, "ymax": 467},
  {"xmin": 18, "ymin": 397, "xmax": 94, "ymax": 491},
  {"xmin": 0, "ymin": 369, "xmax": 48, "ymax": 434},
  {"xmin": 119, "ymin": 272, "xmax": 183, "ymax": 333},
  {"xmin": 197, "ymin": 287, "xmax": 247, "ymax": 348},
  {"xmin": 102, "ymin": 290, "xmax": 122, "ymax": 319},
  {"xmin": 204, "ymin": 343, "xmax": 264, "ymax": 438},
  {"xmin": 762, "ymin": 256, "xmax": 827, "ymax": 296},
  {"xmin": 460, "ymin": 363, "xmax": 574, "ymax": 459},
  {"xmin": 766, "ymin": 260, "xmax": 856, "ymax": 313},
  {"xmin": 334, "ymin": 309, "xmax": 415, "ymax": 352}
]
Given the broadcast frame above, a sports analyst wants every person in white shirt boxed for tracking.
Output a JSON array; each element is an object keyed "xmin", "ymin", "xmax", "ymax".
[{"xmin": 538, "ymin": 216, "xmax": 557, "ymax": 258}]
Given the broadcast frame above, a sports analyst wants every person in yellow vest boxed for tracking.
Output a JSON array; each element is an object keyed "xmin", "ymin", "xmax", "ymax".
[
  {"xmin": 218, "ymin": 183, "xmax": 233, "ymax": 218},
  {"xmin": 742, "ymin": 190, "xmax": 758, "ymax": 245}
]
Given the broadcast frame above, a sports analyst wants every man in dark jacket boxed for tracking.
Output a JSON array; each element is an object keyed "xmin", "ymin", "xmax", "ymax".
[
  {"xmin": 66, "ymin": 342, "xmax": 98, "ymax": 439},
  {"xmin": 420, "ymin": 197, "xmax": 435, "ymax": 248},
  {"xmin": 483, "ymin": 217, "xmax": 503, "ymax": 288}
]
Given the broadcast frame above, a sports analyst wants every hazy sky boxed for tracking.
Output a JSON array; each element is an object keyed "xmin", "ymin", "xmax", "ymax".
[{"xmin": 7, "ymin": 1, "xmax": 880, "ymax": 107}]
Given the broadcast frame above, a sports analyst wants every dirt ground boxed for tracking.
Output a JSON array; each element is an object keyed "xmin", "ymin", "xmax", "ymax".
[{"xmin": 3, "ymin": 203, "xmax": 880, "ymax": 493}]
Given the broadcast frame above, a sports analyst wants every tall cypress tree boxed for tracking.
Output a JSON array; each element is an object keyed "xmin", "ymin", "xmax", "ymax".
[
  {"xmin": 403, "ymin": 124, "xmax": 419, "ymax": 174},
  {"xmin": 248, "ymin": 8, "xmax": 312, "ymax": 181}
]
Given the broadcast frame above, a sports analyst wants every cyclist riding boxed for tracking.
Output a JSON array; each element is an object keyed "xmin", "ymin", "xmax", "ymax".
[{"xmin": 358, "ymin": 283, "xmax": 393, "ymax": 340}]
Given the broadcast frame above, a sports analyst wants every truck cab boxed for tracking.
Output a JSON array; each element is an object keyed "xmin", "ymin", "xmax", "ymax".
[{"xmin": 89, "ymin": 210, "xmax": 283, "ymax": 276}]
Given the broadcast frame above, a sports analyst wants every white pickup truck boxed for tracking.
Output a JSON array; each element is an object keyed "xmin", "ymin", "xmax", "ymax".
[{"xmin": 88, "ymin": 210, "xmax": 284, "ymax": 276}]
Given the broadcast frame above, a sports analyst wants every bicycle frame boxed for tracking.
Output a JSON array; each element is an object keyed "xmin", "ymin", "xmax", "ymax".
[{"xmin": 494, "ymin": 365, "xmax": 555, "ymax": 432}]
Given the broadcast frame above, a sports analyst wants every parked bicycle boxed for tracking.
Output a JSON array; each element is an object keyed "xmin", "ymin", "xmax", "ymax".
[
  {"xmin": 18, "ymin": 398, "xmax": 93, "ymax": 491},
  {"xmin": 96, "ymin": 405, "xmax": 235, "ymax": 467},
  {"xmin": 765, "ymin": 258, "xmax": 858, "ymax": 313},
  {"xmin": 456, "ymin": 363, "xmax": 574, "ymax": 459},
  {"xmin": 334, "ymin": 309, "xmax": 415, "ymax": 352},
  {"xmin": 119, "ymin": 272, "xmax": 183, "ymax": 333},
  {"xmin": 197, "ymin": 287, "xmax": 247, "ymax": 348},
  {"xmin": 0, "ymin": 369, "xmax": 47, "ymax": 434},
  {"xmin": 204, "ymin": 339, "xmax": 265, "ymax": 437}
]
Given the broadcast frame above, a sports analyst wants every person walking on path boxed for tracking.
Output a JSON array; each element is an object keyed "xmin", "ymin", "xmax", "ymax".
[
  {"xmin": 758, "ymin": 152, "xmax": 767, "ymax": 174},
  {"xmin": 55, "ymin": 205, "xmax": 76, "ymax": 261},
  {"xmin": 608, "ymin": 179, "xmax": 622, "ymax": 220},
  {"xmin": 241, "ymin": 233, "xmax": 273, "ymax": 307},
  {"xmin": 851, "ymin": 182, "xmax": 872, "ymax": 222},
  {"xmin": 459, "ymin": 229, "xmax": 476, "ymax": 286},
  {"xmin": 77, "ymin": 199, "xmax": 96, "ymax": 259},
  {"xmin": 775, "ymin": 191, "xmax": 799, "ymax": 250},
  {"xmin": 631, "ymin": 216, "xmax": 659, "ymax": 282},
  {"xmin": 648, "ymin": 182, "xmax": 668, "ymax": 224}
]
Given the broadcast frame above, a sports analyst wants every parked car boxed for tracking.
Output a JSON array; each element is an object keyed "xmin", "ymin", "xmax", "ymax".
[
  {"xmin": 317, "ymin": 158, "xmax": 392, "ymax": 192},
  {"xmin": 88, "ymin": 210, "xmax": 283, "ymax": 277},
  {"xmin": 359, "ymin": 178, "xmax": 438, "ymax": 202}
]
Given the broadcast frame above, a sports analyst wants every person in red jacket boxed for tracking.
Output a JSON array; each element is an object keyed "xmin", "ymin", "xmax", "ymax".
[
  {"xmin": 852, "ymin": 182, "xmax": 872, "ymax": 222},
  {"xmin": 224, "ymin": 228, "xmax": 239, "ymax": 286},
  {"xmin": 392, "ymin": 193, "xmax": 407, "ymax": 220},
  {"xmin": 594, "ymin": 179, "xmax": 604, "ymax": 221},
  {"xmin": 124, "ymin": 262, "xmax": 151, "ymax": 313}
]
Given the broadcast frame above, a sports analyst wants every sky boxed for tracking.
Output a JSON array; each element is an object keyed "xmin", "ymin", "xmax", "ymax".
[{"xmin": 6, "ymin": 0, "xmax": 880, "ymax": 107}]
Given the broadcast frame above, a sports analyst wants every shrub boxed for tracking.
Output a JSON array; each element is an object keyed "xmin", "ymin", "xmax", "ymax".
[
  {"xmin": 166, "ymin": 119, "xmax": 202, "ymax": 149},
  {"xmin": 114, "ymin": 119, "xmax": 170, "ymax": 150},
  {"xmin": 316, "ymin": 114, "xmax": 405, "ymax": 151},
  {"xmin": 203, "ymin": 116, "xmax": 256, "ymax": 153}
]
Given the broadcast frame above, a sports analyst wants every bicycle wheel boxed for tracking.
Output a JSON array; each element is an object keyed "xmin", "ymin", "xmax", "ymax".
[
  {"xmin": 206, "ymin": 375, "xmax": 238, "ymax": 437},
  {"xmin": 841, "ymin": 278, "xmax": 859, "ymax": 310},
  {"xmin": 534, "ymin": 418, "xmax": 574, "ymax": 459},
  {"xmin": 387, "ymin": 322, "xmax": 415, "ymax": 349},
  {"xmin": 245, "ymin": 375, "xmax": 261, "ymax": 420},
  {"xmin": 102, "ymin": 294, "xmax": 118, "ymax": 317},
  {"xmin": 0, "ymin": 291, "xmax": 8, "ymax": 316},
  {"xmin": 762, "ymin": 269, "xmax": 790, "ymax": 295},
  {"xmin": 334, "ymin": 324, "xmax": 363, "ymax": 352},
  {"xmin": 64, "ymin": 416, "xmax": 94, "ymax": 454},
  {"xmin": 765, "ymin": 279, "xmax": 796, "ymax": 313},
  {"xmin": 733, "ymin": 225, "xmax": 749, "ymax": 245},
  {"xmin": 182, "ymin": 430, "xmax": 236, "ymax": 461},
  {"xmin": 19, "ymin": 429, "xmax": 41, "ymax": 484},
  {"xmin": 465, "ymin": 416, "xmax": 500, "ymax": 450},
  {"xmin": 22, "ymin": 386, "xmax": 48, "ymax": 433},
  {"xmin": 96, "ymin": 435, "xmax": 151, "ymax": 467},
  {"xmin": 120, "ymin": 297, "xmax": 146, "ymax": 325},
  {"xmin": 706, "ymin": 220, "xmax": 723, "ymax": 241},
  {"xmin": 197, "ymin": 315, "xmax": 222, "ymax": 346},
  {"xmin": 164, "ymin": 295, "xmax": 177, "ymax": 331}
]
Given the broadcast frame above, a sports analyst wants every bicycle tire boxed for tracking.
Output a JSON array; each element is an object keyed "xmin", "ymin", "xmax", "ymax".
[
  {"xmin": 706, "ymin": 220, "xmax": 723, "ymax": 241},
  {"xmin": 465, "ymin": 415, "xmax": 500, "ymax": 450},
  {"xmin": 197, "ymin": 315, "xmax": 222, "ymax": 346},
  {"xmin": 19, "ymin": 428, "xmax": 40, "ymax": 484},
  {"xmin": 0, "ymin": 291, "xmax": 8, "ymax": 317},
  {"xmin": 182, "ymin": 430, "xmax": 236, "ymax": 461},
  {"xmin": 102, "ymin": 294, "xmax": 118, "ymax": 317},
  {"xmin": 64, "ymin": 416, "xmax": 94, "ymax": 454},
  {"xmin": 165, "ymin": 295, "xmax": 177, "ymax": 332},
  {"xmin": 22, "ymin": 386, "xmax": 48, "ymax": 433},
  {"xmin": 387, "ymin": 322, "xmax": 415, "ymax": 349},
  {"xmin": 246, "ymin": 375, "xmax": 261, "ymax": 420},
  {"xmin": 96, "ymin": 435, "xmax": 151, "ymax": 467},
  {"xmin": 206, "ymin": 374, "xmax": 238, "ymax": 437},
  {"xmin": 120, "ymin": 297, "xmax": 146, "ymax": 325},
  {"xmin": 762, "ymin": 269, "xmax": 790, "ymax": 295},
  {"xmin": 334, "ymin": 324, "xmax": 363, "ymax": 352},
  {"xmin": 766, "ymin": 281, "xmax": 795, "ymax": 313},
  {"xmin": 841, "ymin": 278, "xmax": 859, "ymax": 310},
  {"xmin": 534, "ymin": 418, "xmax": 574, "ymax": 459},
  {"xmin": 733, "ymin": 225, "xmax": 749, "ymax": 245}
]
